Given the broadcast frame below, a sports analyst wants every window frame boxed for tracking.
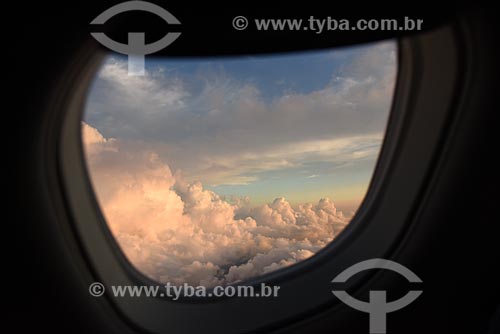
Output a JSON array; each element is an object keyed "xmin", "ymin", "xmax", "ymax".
[{"xmin": 54, "ymin": 24, "xmax": 462, "ymax": 333}]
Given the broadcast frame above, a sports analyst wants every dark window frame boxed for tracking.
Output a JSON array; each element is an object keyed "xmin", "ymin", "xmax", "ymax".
[{"xmin": 52, "ymin": 22, "xmax": 463, "ymax": 333}]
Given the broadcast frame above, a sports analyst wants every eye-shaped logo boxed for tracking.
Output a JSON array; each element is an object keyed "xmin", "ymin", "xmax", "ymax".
[
  {"xmin": 331, "ymin": 258, "xmax": 423, "ymax": 334},
  {"xmin": 90, "ymin": 1, "xmax": 181, "ymax": 75}
]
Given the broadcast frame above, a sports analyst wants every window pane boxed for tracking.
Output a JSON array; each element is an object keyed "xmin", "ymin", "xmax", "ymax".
[{"xmin": 82, "ymin": 41, "xmax": 397, "ymax": 287}]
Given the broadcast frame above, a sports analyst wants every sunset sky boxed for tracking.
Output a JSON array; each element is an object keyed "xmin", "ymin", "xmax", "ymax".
[
  {"xmin": 85, "ymin": 42, "xmax": 396, "ymax": 210},
  {"xmin": 82, "ymin": 41, "xmax": 396, "ymax": 286}
]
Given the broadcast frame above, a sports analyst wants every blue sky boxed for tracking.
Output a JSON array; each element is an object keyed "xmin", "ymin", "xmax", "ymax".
[
  {"xmin": 141, "ymin": 46, "xmax": 364, "ymax": 101},
  {"xmin": 84, "ymin": 41, "xmax": 396, "ymax": 212}
]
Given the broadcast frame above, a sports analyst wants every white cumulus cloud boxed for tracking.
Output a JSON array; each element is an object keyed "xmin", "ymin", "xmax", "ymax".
[{"xmin": 83, "ymin": 123, "xmax": 349, "ymax": 287}]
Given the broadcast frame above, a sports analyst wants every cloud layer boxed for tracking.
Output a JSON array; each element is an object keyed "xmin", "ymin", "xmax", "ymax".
[
  {"xmin": 84, "ymin": 42, "xmax": 396, "ymax": 187},
  {"xmin": 82, "ymin": 41, "xmax": 396, "ymax": 286},
  {"xmin": 83, "ymin": 123, "xmax": 348, "ymax": 287}
]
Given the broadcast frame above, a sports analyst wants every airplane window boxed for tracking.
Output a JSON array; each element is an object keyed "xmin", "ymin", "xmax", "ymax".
[{"xmin": 82, "ymin": 41, "xmax": 397, "ymax": 287}]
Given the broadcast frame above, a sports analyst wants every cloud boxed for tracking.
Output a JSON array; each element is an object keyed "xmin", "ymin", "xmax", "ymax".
[
  {"xmin": 83, "ymin": 124, "xmax": 348, "ymax": 287},
  {"xmin": 84, "ymin": 41, "xmax": 396, "ymax": 186},
  {"xmin": 81, "ymin": 42, "xmax": 396, "ymax": 286}
]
